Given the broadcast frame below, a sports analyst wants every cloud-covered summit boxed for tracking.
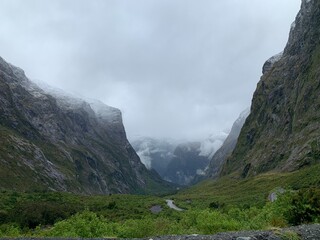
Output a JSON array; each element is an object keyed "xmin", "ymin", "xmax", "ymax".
[{"xmin": 0, "ymin": 0, "xmax": 300, "ymax": 140}]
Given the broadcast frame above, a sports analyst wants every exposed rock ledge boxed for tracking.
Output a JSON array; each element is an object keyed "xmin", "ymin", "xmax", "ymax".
[{"xmin": 7, "ymin": 224, "xmax": 320, "ymax": 240}]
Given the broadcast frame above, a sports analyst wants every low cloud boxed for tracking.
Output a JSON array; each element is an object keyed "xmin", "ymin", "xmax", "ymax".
[
  {"xmin": 0, "ymin": 0, "xmax": 301, "ymax": 140},
  {"xmin": 199, "ymin": 132, "xmax": 229, "ymax": 158}
]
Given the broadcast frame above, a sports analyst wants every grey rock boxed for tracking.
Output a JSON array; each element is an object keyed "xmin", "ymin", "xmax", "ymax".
[
  {"xmin": 268, "ymin": 188, "xmax": 285, "ymax": 202},
  {"xmin": 150, "ymin": 205, "xmax": 163, "ymax": 214},
  {"xmin": 0, "ymin": 56, "xmax": 173, "ymax": 194},
  {"xmin": 222, "ymin": 0, "xmax": 320, "ymax": 176},
  {"xmin": 262, "ymin": 52, "xmax": 283, "ymax": 75}
]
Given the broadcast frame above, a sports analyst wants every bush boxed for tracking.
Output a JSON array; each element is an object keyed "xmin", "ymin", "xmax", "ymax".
[
  {"xmin": 0, "ymin": 210, "xmax": 8, "ymax": 224},
  {"xmin": 199, "ymin": 210, "xmax": 242, "ymax": 234},
  {"xmin": 285, "ymin": 188, "xmax": 320, "ymax": 225},
  {"xmin": 45, "ymin": 210, "xmax": 115, "ymax": 238},
  {"xmin": 209, "ymin": 201, "xmax": 225, "ymax": 209},
  {"xmin": 117, "ymin": 217, "xmax": 182, "ymax": 238},
  {"xmin": 10, "ymin": 201, "xmax": 80, "ymax": 228},
  {"xmin": 0, "ymin": 224, "xmax": 21, "ymax": 237}
]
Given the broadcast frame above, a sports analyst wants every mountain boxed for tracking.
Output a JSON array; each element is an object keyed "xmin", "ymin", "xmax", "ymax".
[
  {"xmin": 206, "ymin": 108, "xmax": 250, "ymax": 179},
  {"xmin": 222, "ymin": 0, "xmax": 320, "ymax": 177},
  {"xmin": 132, "ymin": 133, "xmax": 226, "ymax": 185},
  {"xmin": 0, "ymin": 56, "xmax": 173, "ymax": 194},
  {"xmin": 130, "ymin": 137, "xmax": 177, "ymax": 177},
  {"xmin": 163, "ymin": 142, "xmax": 209, "ymax": 185}
]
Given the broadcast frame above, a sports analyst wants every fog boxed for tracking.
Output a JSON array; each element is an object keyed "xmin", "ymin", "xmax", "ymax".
[{"xmin": 0, "ymin": 0, "xmax": 301, "ymax": 140}]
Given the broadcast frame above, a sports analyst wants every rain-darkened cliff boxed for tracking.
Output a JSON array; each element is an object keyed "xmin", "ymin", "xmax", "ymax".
[
  {"xmin": 0, "ymin": 56, "xmax": 173, "ymax": 194},
  {"xmin": 222, "ymin": 0, "xmax": 320, "ymax": 177}
]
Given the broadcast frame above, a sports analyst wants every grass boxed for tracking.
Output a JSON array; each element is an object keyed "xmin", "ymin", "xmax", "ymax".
[
  {"xmin": 172, "ymin": 164, "xmax": 320, "ymax": 209},
  {"xmin": 0, "ymin": 164, "xmax": 319, "ymax": 238}
]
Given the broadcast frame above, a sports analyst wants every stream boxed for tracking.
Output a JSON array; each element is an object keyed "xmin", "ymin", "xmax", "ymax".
[{"xmin": 166, "ymin": 199, "xmax": 184, "ymax": 211}]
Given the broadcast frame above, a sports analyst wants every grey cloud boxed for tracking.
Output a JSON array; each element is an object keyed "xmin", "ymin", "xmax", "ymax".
[{"xmin": 0, "ymin": 0, "xmax": 301, "ymax": 140}]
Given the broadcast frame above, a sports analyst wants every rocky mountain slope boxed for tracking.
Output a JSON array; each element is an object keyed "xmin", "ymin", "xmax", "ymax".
[
  {"xmin": 0, "ymin": 56, "xmax": 173, "ymax": 194},
  {"xmin": 164, "ymin": 142, "xmax": 210, "ymax": 185},
  {"xmin": 131, "ymin": 137, "xmax": 176, "ymax": 177},
  {"xmin": 132, "ymin": 134, "xmax": 226, "ymax": 185},
  {"xmin": 206, "ymin": 108, "xmax": 249, "ymax": 178},
  {"xmin": 222, "ymin": 0, "xmax": 320, "ymax": 177}
]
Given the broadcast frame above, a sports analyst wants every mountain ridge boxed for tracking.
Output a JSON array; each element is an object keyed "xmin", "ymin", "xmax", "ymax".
[
  {"xmin": 222, "ymin": 0, "xmax": 320, "ymax": 177},
  {"xmin": 0, "ymin": 56, "xmax": 173, "ymax": 194}
]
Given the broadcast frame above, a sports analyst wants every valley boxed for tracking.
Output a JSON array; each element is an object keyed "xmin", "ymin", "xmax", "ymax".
[{"xmin": 0, "ymin": 0, "xmax": 320, "ymax": 239}]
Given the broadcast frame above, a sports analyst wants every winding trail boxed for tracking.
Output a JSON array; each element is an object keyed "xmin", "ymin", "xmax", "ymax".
[{"xmin": 166, "ymin": 199, "xmax": 184, "ymax": 211}]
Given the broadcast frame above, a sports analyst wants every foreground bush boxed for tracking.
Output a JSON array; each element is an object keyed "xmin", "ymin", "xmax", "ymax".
[
  {"xmin": 10, "ymin": 201, "xmax": 80, "ymax": 229},
  {"xmin": 278, "ymin": 188, "xmax": 320, "ymax": 225},
  {"xmin": 43, "ymin": 210, "xmax": 116, "ymax": 238},
  {"xmin": 0, "ymin": 187, "xmax": 319, "ymax": 238},
  {"xmin": 0, "ymin": 224, "xmax": 21, "ymax": 237}
]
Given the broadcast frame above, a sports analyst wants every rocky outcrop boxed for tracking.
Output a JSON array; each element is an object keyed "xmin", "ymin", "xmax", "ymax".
[
  {"xmin": 206, "ymin": 109, "xmax": 249, "ymax": 179},
  {"xmin": 222, "ymin": 0, "xmax": 320, "ymax": 177},
  {"xmin": 0, "ymin": 56, "xmax": 173, "ymax": 194},
  {"xmin": 262, "ymin": 52, "xmax": 283, "ymax": 74}
]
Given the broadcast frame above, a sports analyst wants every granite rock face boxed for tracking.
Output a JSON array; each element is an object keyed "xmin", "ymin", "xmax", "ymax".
[
  {"xmin": 222, "ymin": 0, "xmax": 320, "ymax": 177},
  {"xmin": 0, "ymin": 57, "xmax": 172, "ymax": 194}
]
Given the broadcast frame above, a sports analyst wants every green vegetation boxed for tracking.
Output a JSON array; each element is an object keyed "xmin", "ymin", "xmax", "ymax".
[
  {"xmin": 173, "ymin": 164, "xmax": 320, "ymax": 209},
  {"xmin": 0, "ymin": 165, "xmax": 319, "ymax": 238}
]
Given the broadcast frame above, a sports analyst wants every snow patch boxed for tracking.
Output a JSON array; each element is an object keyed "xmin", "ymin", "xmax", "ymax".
[
  {"xmin": 267, "ymin": 52, "xmax": 283, "ymax": 65},
  {"xmin": 87, "ymin": 99, "xmax": 121, "ymax": 123},
  {"xmin": 33, "ymin": 79, "xmax": 121, "ymax": 123}
]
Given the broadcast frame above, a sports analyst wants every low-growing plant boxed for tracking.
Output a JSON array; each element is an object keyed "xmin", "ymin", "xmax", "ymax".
[
  {"xmin": 44, "ymin": 210, "xmax": 116, "ymax": 238},
  {"xmin": 275, "ymin": 188, "xmax": 320, "ymax": 225},
  {"xmin": 10, "ymin": 201, "xmax": 80, "ymax": 229},
  {"xmin": 0, "ymin": 224, "xmax": 21, "ymax": 237}
]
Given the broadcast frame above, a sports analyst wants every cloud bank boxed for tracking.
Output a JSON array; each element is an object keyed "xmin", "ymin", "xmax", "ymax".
[{"xmin": 0, "ymin": 0, "xmax": 301, "ymax": 140}]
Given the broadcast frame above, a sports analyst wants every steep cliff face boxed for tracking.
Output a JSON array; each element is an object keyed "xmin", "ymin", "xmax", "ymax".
[
  {"xmin": 0, "ymin": 56, "xmax": 172, "ymax": 194},
  {"xmin": 222, "ymin": 0, "xmax": 320, "ymax": 177},
  {"xmin": 207, "ymin": 109, "xmax": 249, "ymax": 179}
]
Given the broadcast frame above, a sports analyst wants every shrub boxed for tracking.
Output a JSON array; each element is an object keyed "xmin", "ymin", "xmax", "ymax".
[
  {"xmin": 285, "ymin": 188, "xmax": 320, "ymax": 225},
  {"xmin": 45, "ymin": 210, "xmax": 115, "ymax": 238},
  {"xmin": 117, "ymin": 217, "xmax": 182, "ymax": 238},
  {"xmin": 0, "ymin": 224, "xmax": 21, "ymax": 237},
  {"xmin": 209, "ymin": 201, "xmax": 225, "ymax": 209},
  {"xmin": 10, "ymin": 201, "xmax": 79, "ymax": 228},
  {"xmin": 195, "ymin": 210, "xmax": 242, "ymax": 234},
  {"xmin": 0, "ymin": 210, "xmax": 8, "ymax": 224}
]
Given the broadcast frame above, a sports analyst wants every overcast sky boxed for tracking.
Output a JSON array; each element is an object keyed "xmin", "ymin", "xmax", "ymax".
[{"xmin": 0, "ymin": 0, "xmax": 301, "ymax": 140}]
